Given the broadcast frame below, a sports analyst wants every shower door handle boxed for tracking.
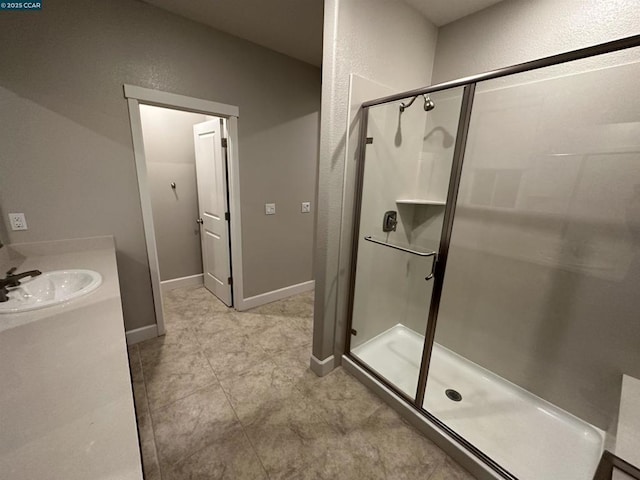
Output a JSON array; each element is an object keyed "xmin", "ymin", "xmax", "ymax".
[{"xmin": 425, "ymin": 256, "xmax": 438, "ymax": 281}]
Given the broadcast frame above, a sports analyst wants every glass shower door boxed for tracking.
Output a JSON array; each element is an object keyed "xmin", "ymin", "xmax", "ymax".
[
  {"xmin": 420, "ymin": 47, "xmax": 640, "ymax": 480},
  {"xmin": 347, "ymin": 86, "xmax": 465, "ymax": 401}
]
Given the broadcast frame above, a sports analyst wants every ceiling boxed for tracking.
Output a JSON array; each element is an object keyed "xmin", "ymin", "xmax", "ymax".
[
  {"xmin": 403, "ymin": 0, "xmax": 504, "ymax": 26},
  {"xmin": 142, "ymin": 0, "xmax": 503, "ymax": 67},
  {"xmin": 142, "ymin": 0, "xmax": 325, "ymax": 66}
]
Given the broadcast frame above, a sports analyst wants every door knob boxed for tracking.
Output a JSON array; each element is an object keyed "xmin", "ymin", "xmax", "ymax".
[{"xmin": 196, "ymin": 218, "xmax": 204, "ymax": 225}]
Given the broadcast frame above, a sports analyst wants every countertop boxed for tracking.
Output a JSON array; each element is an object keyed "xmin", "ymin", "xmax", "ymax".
[{"xmin": 0, "ymin": 237, "xmax": 143, "ymax": 480}]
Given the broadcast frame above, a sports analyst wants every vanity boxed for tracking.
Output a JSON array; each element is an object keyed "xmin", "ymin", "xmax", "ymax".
[{"xmin": 0, "ymin": 236, "xmax": 143, "ymax": 480}]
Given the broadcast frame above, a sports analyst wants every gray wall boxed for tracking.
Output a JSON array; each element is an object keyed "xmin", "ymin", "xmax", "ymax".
[
  {"xmin": 314, "ymin": 0, "xmax": 438, "ymax": 362},
  {"xmin": 0, "ymin": 0, "xmax": 320, "ymax": 330},
  {"xmin": 432, "ymin": 0, "xmax": 640, "ymax": 84},
  {"xmin": 429, "ymin": 0, "xmax": 640, "ymax": 430},
  {"xmin": 139, "ymin": 105, "xmax": 207, "ymax": 282}
]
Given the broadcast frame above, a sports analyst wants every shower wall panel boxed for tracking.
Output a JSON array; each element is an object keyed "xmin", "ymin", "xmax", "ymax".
[
  {"xmin": 435, "ymin": 59, "xmax": 640, "ymax": 430},
  {"xmin": 351, "ymin": 102, "xmax": 429, "ymax": 348}
]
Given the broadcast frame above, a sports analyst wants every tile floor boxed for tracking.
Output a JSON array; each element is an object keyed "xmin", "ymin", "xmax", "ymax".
[{"xmin": 127, "ymin": 286, "xmax": 475, "ymax": 480}]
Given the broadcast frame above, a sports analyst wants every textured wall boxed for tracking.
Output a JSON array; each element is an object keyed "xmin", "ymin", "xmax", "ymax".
[
  {"xmin": 139, "ymin": 105, "xmax": 207, "ymax": 282},
  {"xmin": 431, "ymin": 0, "xmax": 640, "ymax": 430},
  {"xmin": 432, "ymin": 0, "xmax": 640, "ymax": 83},
  {"xmin": 0, "ymin": 0, "xmax": 320, "ymax": 330},
  {"xmin": 314, "ymin": 0, "xmax": 438, "ymax": 362}
]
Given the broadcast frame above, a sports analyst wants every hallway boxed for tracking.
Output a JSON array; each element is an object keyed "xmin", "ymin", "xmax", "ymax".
[{"xmin": 128, "ymin": 286, "xmax": 473, "ymax": 479}]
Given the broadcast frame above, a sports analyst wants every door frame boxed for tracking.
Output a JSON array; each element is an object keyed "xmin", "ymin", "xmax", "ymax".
[{"xmin": 124, "ymin": 84, "xmax": 245, "ymax": 338}]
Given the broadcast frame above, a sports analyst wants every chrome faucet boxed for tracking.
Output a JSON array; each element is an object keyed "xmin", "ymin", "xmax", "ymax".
[{"xmin": 0, "ymin": 267, "xmax": 42, "ymax": 302}]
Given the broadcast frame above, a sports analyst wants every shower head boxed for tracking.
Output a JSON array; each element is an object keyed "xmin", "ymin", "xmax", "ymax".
[
  {"xmin": 423, "ymin": 95, "xmax": 435, "ymax": 111},
  {"xmin": 400, "ymin": 94, "xmax": 435, "ymax": 112}
]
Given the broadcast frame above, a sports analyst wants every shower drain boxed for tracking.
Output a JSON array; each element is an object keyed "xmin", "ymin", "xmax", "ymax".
[{"xmin": 445, "ymin": 389, "xmax": 462, "ymax": 402}]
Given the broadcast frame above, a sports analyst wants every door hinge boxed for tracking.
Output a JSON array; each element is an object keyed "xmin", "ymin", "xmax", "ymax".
[
  {"xmin": 227, "ymin": 276, "xmax": 233, "ymax": 285},
  {"xmin": 366, "ymin": 137, "xmax": 373, "ymax": 144},
  {"xmin": 221, "ymin": 138, "xmax": 228, "ymax": 148},
  {"xmin": 225, "ymin": 212, "xmax": 230, "ymax": 221}
]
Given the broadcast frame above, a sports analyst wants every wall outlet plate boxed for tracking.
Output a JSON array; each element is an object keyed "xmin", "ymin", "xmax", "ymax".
[
  {"xmin": 265, "ymin": 203, "xmax": 276, "ymax": 215},
  {"xmin": 8, "ymin": 213, "xmax": 28, "ymax": 231},
  {"xmin": 301, "ymin": 202, "xmax": 311, "ymax": 213}
]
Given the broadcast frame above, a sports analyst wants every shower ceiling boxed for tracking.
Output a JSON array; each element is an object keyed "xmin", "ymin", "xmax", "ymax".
[
  {"xmin": 140, "ymin": 0, "xmax": 505, "ymax": 67},
  {"xmin": 402, "ymin": 0, "xmax": 505, "ymax": 26}
]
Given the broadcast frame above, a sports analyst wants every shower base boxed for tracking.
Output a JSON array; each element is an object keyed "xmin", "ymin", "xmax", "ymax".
[{"xmin": 351, "ymin": 324, "xmax": 604, "ymax": 480}]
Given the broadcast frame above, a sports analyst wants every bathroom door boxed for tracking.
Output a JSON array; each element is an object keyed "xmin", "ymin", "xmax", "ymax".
[{"xmin": 193, "ymin": 118, "xmax": 233, "ymax": 306}]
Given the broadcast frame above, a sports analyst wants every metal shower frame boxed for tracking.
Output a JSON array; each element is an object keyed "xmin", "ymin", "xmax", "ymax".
[{"xmin": 344, "ymin": 33, "xmax": 640, "ymax": 480}]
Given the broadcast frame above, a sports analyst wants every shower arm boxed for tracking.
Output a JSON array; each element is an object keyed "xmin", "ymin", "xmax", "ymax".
[
  {"xmin": 399, "ymin": 95, "xmax": 419, "ymax": 112},
  {"xmin": 400, "ymin": 94, "xmax": 434, "ymax": 112}
]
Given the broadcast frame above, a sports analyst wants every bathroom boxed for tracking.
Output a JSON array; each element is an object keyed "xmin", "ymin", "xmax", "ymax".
[{"xmin": 1, "ymin": 0, "xmax": 639, "ymax": 479}]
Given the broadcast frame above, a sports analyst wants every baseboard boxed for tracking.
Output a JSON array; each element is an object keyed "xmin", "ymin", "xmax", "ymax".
[
  {"xmin": 160, "ymin": 273, "xmax": 203, "ymax": 294},
  {"xmin": 310, "ymin": 354, "xmax": 335, "ymax": 377},
  {"xmin": 125, "ymin": 325, "xmax": 158, "ymax": 345},
  {"xmin": 341, "ymin": 355, "xmax": 498, "ymax": 480},
  {"xmin": 238, "ymin": 280, "xmax": 314, "ymax": 311}
]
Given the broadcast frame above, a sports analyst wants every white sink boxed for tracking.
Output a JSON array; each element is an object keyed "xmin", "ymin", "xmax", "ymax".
[{"xmin": 0, "ymin": 270, "xmax": 102, "ymax": 314}]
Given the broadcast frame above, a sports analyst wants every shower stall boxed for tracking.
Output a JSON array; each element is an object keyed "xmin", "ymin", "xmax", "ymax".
[{"xmin": 343, "ymin": 35, "xmax": 640, "ymax": 479}]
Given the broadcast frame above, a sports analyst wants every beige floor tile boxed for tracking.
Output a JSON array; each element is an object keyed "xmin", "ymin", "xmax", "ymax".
[
  {"xmin": 201, "ymin": 335, "xmax": 272, "ymax": 381},
  {"xmin": 131, "ymin": 286, "xmax": 475, "ymax": 480},
  {"xmin": 191, "ymin": 310, "xmax": 242, "ymax": 336},
  {"xmin": 242, "ymin": 395, "xmax": 338, "ymax": 479},
  {"xmin": 270, "ymin": 343, "xmax": 313, "ymax": 383},
  {"xmin": 196, "ymin": 320, "xmax": 262, "ymax": 350},
  {"xmin": 255, "ymin": 315, "xmax": 311, "ymax": 355},
  {"xmin": 127, "ymin": 344, "xmax": 144, "ymax": 383},
  {"xmin": 359, "ymin": 404, "xmax": 448, "ymax": 479},
  {"xmin": 131, "ymin": 376, "xmax": 149, "ymax": 420},
  {"xmin": 138, "ymin": 328, "xmax": 201, "ymax": 366},
  {"xmin": 137, "ymin": 408, "xmax": 161, "ymax": 480},
  {"xmin": 218, "ymin": 360, "xmax": 298, "ymax": 425},
  {"xmin": 152, "ymin": 383, "xmax": 241, "ymax": 469},
  {"xmin": 143, "ymin": 352, "xmax": 218, "ymax": 411},
  {"xmin": 163, "ymin": 310, "xmax": 198, "ymax": 332},
  {"xmin": 233, "ymin": 311, "xmax": 280, "ymax": 335},
  {"xmin": 303, "ymin": 430, "xmax": 389, "ymax": 480},
  {"xmin": 296, "ymin": 367, "xmax": 384, "ymax": 434},
  {"xmin": 178, "ymin": 285, "xmax": 230, "ymax": 311},
  {"xmin": 162, "ymin": 428, "xmax": 267, "ymax": 480},
  {"xmin": 128, "ymin": 345, "xmax": 150, "ymax": 420}
]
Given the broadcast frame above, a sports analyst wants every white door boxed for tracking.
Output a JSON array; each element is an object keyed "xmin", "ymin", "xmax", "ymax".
[{"xmin": 193, "ymin": 119, "xmax": 233, "ymax": 306}]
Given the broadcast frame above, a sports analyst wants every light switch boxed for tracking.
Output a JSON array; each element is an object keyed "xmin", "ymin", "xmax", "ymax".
[
  {"xmin": 265, "ymin": 203, "xmax": 276, "ymax": 215},
  {"xmin": 301, "ymin": 202, "xmax": 311, "ymax": 213}
]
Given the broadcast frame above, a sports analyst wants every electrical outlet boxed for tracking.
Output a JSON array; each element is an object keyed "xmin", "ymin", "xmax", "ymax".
[
  {"xmin": 8, "ymin": 213, "xmax": 28, "ymax": 231},
  {"xmin": 301, "ymin": 202, "xmax": 311, "ymax": 213},
  {"xmin": 265, "ymin": 203, "xmax": 276, "ymax": 215}
]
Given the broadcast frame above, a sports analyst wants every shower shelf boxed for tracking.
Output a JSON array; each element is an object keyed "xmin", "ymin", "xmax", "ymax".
[{"xmin": 396, "ymin": 199, "xmax": 446, "ymax": 206}]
